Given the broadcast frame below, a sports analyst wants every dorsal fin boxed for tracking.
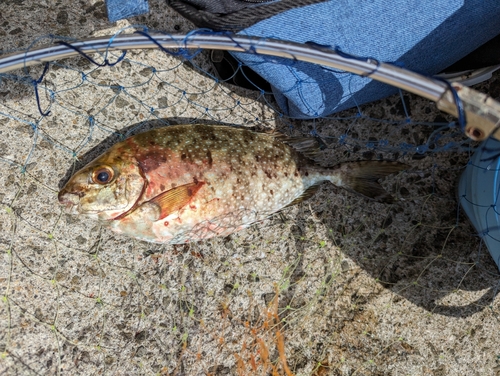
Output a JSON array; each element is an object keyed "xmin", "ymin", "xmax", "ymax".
[{"xmin": 273, "ymin": 133, "xmax": 326, "ymax": 160}]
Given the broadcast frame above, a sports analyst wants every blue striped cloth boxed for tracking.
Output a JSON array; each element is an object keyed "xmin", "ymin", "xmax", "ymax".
[
  {"xmin": 106, "ymin": 0, "xmax": 149, "ymax": 22},
  {"xmin": 235, "ymin": 0, "xmax": 500, "ymax": 118}
]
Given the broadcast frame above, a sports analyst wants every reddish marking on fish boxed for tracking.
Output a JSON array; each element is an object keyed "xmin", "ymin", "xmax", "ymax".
[{"xmin": 137, "ymin": 152, "xmax": 168, "ymax": 173}]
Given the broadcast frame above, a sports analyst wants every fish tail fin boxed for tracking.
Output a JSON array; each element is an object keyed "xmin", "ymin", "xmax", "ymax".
[{"xmin": 328, "ymin": 161, "xmax": 407, "ymax": 203}]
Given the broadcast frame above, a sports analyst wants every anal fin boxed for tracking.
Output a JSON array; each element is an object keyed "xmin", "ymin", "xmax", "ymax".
[{"xmin": 285, "ymin": 184, "xmax": 321, "ymax": 208}]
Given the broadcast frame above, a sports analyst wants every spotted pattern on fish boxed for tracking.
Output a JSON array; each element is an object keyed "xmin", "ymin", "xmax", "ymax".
[{"xmin": 58, "ymin": 124, "xmax": 406, "ymax": 243}]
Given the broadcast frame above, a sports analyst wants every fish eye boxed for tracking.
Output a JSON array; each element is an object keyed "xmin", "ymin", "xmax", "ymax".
[{"xmin": 92, "ymin": 166, "xmax": 114, "ymax": 185}]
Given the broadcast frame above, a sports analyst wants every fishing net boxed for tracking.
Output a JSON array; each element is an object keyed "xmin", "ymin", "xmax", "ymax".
[{"xmin": 1, "ymin": 7, "xmax": 500, "ymax": 376}]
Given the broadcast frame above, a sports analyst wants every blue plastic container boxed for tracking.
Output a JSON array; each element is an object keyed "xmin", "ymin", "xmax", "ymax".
[{"xmin": 459, "ymin": 136, "xmax": 500, "ymax": 270}]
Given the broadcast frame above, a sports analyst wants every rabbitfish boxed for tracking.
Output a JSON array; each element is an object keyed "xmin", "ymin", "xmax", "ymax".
[{"xmin": 58, "ymin": 124, "xmax": 405, "ymax": 243}]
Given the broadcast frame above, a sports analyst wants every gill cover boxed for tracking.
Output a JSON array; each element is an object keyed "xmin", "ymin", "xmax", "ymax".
[{"xmin": 58, "ymin": 154, "xmax": 145, "ymax": 220}]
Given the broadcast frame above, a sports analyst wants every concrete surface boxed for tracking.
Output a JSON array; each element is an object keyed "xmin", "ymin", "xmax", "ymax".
[{"xmin": 0, "ymin": 1, "xmax": 499, "ymax": 375}]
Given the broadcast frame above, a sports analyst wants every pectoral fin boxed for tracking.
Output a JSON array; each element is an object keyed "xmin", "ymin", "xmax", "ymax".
[{"xmin": 148, "ymin": 181, "xmax": 204, "ymax": 220}]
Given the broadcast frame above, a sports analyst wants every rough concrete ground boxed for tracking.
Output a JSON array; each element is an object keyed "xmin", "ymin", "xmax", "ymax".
[{"xmin": 0, "ymin": 1, "xmax": 500, "ymax": 375}]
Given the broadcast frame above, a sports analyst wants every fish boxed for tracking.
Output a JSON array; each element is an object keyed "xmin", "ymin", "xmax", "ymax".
[{"xmin": 58, "ymin": 124, "xmax": 406, "ymax": 244}]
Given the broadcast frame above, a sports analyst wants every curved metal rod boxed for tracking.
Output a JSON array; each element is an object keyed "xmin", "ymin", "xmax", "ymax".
[
  {"xmin": 0, "ymin": 33, "xmax": 448, "ymax": 101},
  {"xmin": 1, "ymin": 33, "xmax": 499, "ymax": 141}
]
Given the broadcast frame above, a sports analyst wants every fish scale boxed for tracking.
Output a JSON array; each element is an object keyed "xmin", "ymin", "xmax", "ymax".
[{"xmin": 58, "ymin": 124, "xmax": 406, "ymax": 243}]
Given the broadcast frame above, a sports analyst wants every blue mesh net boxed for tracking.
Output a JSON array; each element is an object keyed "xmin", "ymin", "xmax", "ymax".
[{"xmin": 0, "ymin": 30, "xmax": 499, "ymax": 375}]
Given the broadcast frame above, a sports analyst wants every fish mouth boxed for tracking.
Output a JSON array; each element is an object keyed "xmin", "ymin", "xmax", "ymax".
[{"xmin": 58, "ymin": 190, "xmax": 81, "ymax": 213}]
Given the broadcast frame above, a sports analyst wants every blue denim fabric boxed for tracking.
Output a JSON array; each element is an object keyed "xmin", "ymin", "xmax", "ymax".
[
  {"xmin": 235, "ymin": 0, "xmax": 500, "ymax": 118},
  {"xmin": 106, "ymin": 0, "xmax": 149, "ymax": 22}
]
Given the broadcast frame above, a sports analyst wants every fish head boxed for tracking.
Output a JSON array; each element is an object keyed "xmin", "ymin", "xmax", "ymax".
[{"xmin": 58, "ymin": 152, "xmax": 145, "ymax": 220}]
